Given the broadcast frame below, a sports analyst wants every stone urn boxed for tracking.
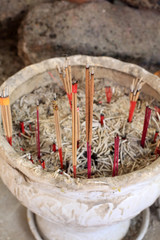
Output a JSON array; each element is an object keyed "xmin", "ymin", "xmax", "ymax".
[{"xmin": 0, "ymin": 56, "xmax": 160, "ymax": 240}]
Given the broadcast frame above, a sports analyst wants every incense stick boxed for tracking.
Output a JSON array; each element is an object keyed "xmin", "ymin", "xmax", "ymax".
[
  {"xmin": 77, "ymin": 107, "xmax": 80, "ymax": 149},
  {"xmin": 100, "ymin": 113, "xmax": 104, "ymax": 127},
  {"xmin": 105, "ymin": 86, "xmax": 112, "ymax": 103},
  {"xmin": 86, "ymin": 67, "xmax": 94, "ymax": 178},
  {"xmin": 112, "ymin": 134, "xmax": 119, "ymax": 177},
  {"xmin": 56, "ymin": 61, "xmax": 72, "ymax": 109},
  {"xmin": 20, "ymin": 121, "xmax": 25, "ymax": 134},
  {"xmin": 72, "ymin": 82, "xmax": 78, "ymax": 178},
  {"xmin": 53, "ymin": 95, "xmax": 63, "ymax": 169},
  {"xmin": 0, "ymin": 87, "xmax": 12, "ymax": 145},
  {"xmin": 36, "ymin": 101, "xmax": 41, "ymax": 160},
  {"xmin": 153, "ymin": 131, "xmax": 159, "ymax": 143},
  {"xmin": 141, "ymin": 106, "xmax": 152, "ymax": 148}
]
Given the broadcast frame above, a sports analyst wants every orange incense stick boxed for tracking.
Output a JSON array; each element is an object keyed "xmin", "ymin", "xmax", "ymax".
[
  {"xmin": 72, "ymin": 82, "xmax": 78, "ymax": 178},
  {"xmin": 0, "ymin": 88, "xmax": 12, "ymax": 145},
  {"xmin": 53, "ymin": 96, "xmax": 63, "ymax": 169}
]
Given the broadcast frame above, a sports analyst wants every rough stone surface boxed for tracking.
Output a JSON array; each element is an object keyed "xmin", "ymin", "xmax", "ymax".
[
  {"xmin": 0, "ymin": 0, "xmax": 55, "ymax": 36},
  {"xmin": 18, "ymin": 1, "xmax": 160, "ymax": 66},
  {"xmin": 121, "ymin": 0, "xmax": 160, "ymax": 10},
  {"xmin": 0, "ymin": 39, "xmax": 24, "ymax": 84}
]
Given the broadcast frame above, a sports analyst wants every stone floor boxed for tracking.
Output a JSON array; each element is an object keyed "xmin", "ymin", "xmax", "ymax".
[
  {"xmin": 1, "ymin": 177, "xmax": 160, "ymax": 240},
  {"xmin": 0, "ymin": 178, "xmax": 34, "ymax": 240}
]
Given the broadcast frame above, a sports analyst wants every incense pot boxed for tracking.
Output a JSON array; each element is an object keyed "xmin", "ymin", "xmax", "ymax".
[{"xmin": 0, "ymin": 56, "xmax": 160, "ymax": 240}]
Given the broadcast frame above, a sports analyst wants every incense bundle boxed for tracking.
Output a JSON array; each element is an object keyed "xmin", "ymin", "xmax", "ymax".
[
  {"xmin": 112, "ymin": 135, "xmax": 119, "ymax": 177},
  {"xmin": 72, "ymin": 82, "xmax": 78, "ymax": 178},
  {"xmin": 105, "ymin": 86, "xmax": 112, "ymax": 103},
  {"xmin": 0, "ymin": 88, "xmax": 12, "ymax": 145},
  {"xmin": 85, "ymin": 66, "xmax": 94, "ymax": 178},
  {"xmin": 128, "ymin": 78, "xmax": 144, "ymax": 122},
  {"xmin": 141, "ymin": 106, "xmax": 152, "ymax": 148},
  {"xmin": 57, "ymin": 63, "xmax": 72, "ymax": 109},
  {"xmin": 53, "ymin": 96, "xmax": 63, "ymax": 169}
]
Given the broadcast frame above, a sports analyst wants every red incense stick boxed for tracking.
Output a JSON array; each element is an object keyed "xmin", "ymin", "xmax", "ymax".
[
  {"xmin": 41, "ymin": 160, "xmax": 45, "ymax": 169},
  {"xmin": 105, "ymin": 86, "xmax": 112, "ymax": 103},
  {"xmin": 20, "ymin": 121, "xmax": 25, "ymax": 134},
  {"xmin": 153, "ymin": 131, "xmax": 159, "ymax": 143},
  {"xmin": 58, "ymin": 148, "xmax": 63, "ymax": 170},
  {"xmin": 52, "ymin": 142, "xmax": 56, "ymax": 152},
  {"xmin": 100, "ymin": 113, "xmax": 104, "ymax": 127},
  {"xmin": 36, "ymin": 101, "xmax": 41, "ymax": 160},
  {"xmin": 53, "ymin": 96, "xmax": 63, "ymax": 169},
  {"xmin": 112, "ymin": 135, "xmax": 119, "ymax": 177},
  {"xmin": 155, "ymin": 140, "xmax": 160, "ymax": 157},
  {"xmin": 128, "ymin": 101, "xmax": 136, "ymax": 123},
  {"xmin": 141, "ymin": 106, "xmax": 152, "ymax": 148}
]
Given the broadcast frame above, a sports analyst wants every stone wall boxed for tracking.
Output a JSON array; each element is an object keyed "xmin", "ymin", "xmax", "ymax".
[{"xmin": 0, "ymin": 0, "xmax": 160, "ymax": 81}]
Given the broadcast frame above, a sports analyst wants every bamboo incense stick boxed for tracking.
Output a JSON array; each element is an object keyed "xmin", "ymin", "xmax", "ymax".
[
  {"xmin": 85, "ymin": 64, "xmax": 89, "ymax": 144},
  {"xmin": 141, "ymin": 106, "xmax": 152, "ymax": 148},
  {"xmin": 0, "ymin": 88, "xmax": 12, "ymax": 145},
  {"xmin": 53, "ymin": 96, "xmax": 63, "ymax": 169},
  {"xmin": 36, "ymin": 101, "xmax": 41, "ymax": 160},
  {"xmin": 128, "ymin": 78, "xmax": 144, "ymax": 123},
  {"xmin": 72, "ymin": 82, "xmax": 78, "ymax": 178},
  {"xmin": 112, "ymin": 134, "xmax": 119, "ymax": 177}
]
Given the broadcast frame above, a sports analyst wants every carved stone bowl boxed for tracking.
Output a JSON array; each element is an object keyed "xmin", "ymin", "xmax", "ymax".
[{"xmin": 0, "ymin": 56, "xmax": 160, "ymax": 240}]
